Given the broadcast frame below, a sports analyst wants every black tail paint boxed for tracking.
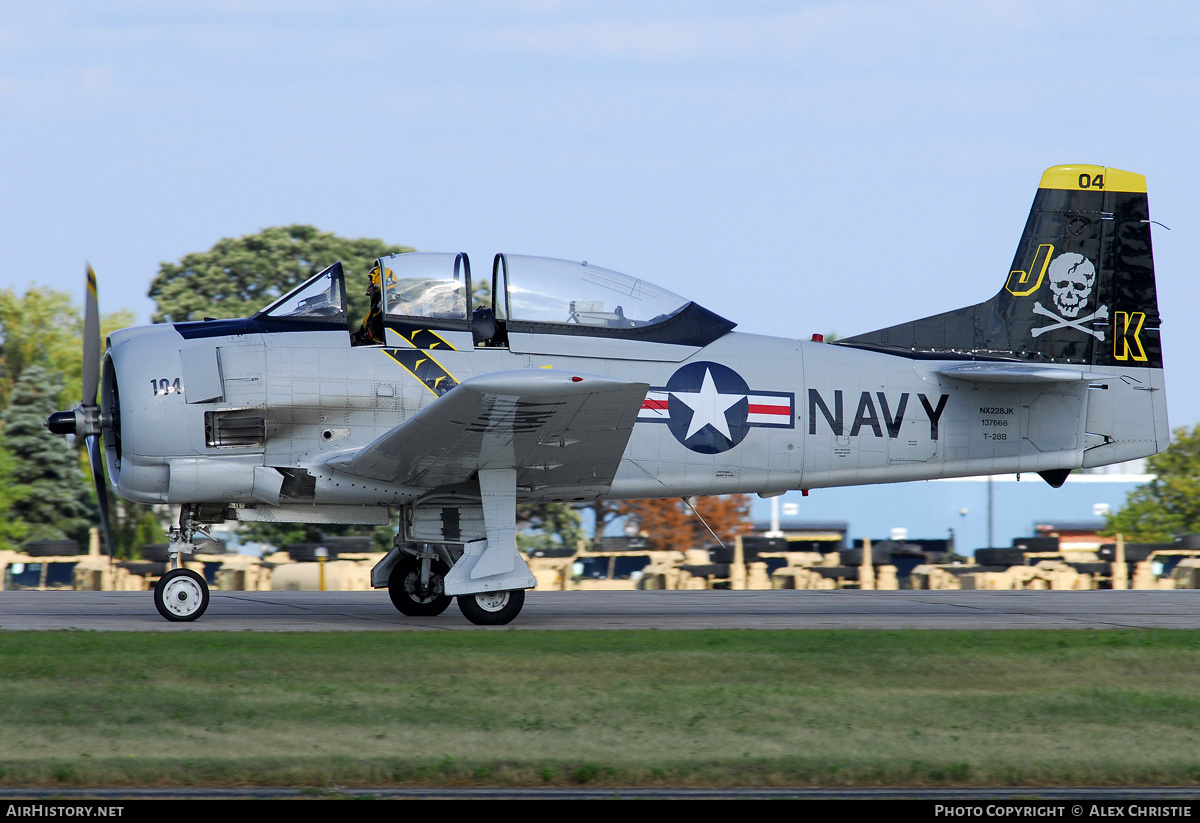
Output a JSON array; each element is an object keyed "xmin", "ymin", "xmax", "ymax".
[{"xmin": 839, "ymin": 165, "xmax": 1162, "ymax": 369}]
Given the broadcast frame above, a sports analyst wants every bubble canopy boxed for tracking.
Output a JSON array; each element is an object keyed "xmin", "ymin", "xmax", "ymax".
[
  {"xmin": 490, "ymin": 254, "xmax": 736, "ymax": 347},
  {"xmin": 250, "ymin": 252, "xmax": 735, "ymax": 348},
  {"xmin": 495, "ymin": 255, "xmax": 689, "ymax": 327}
]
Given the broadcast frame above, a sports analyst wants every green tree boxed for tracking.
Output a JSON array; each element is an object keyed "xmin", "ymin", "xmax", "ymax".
[
  {"xmin": 473, "ymin": 280, "xmax": 492, "ymax": 310},
  {"xmin": 0, "ymin": 286, "xmax": 136, "ymax": 410},
  {"xmin": 0, "ymin": 288, "xmax": 80, "ymax": 410},
  {"xmin": 0, "ymin": 286, "xmax": 140, "ymax": 554},
  {"xmin": 1105, "ymin": 425, "xmax": 1200, "ymax": 542},
  {"xmin": 0, "ymin": 446, "xmax": 30, "ymax": 551},
  {"xmin": 2, "ymin": 365, "xmax": 95, "ymax": 545},
  {"xmin": 516, "ymin": 502, "xmax": 586, "ymax": 552},
  {"xmin": 148, "ymin": 225, "xmax": 414, "ymax": 324}
]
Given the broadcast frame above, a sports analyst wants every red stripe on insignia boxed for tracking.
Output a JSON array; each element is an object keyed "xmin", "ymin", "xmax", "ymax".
[
  {"xmin": 748, "ymin": 403, "xmax": 790, "ymax": 416},
  {"xmin": 642, "ymin": 399, "xmax": 669, "ymax": 410}
]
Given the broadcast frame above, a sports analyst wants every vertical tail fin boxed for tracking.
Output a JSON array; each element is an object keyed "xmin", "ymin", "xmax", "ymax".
[{"xmin": 840, "ymin": 165, "xmax": 1162, "ymax": 369}]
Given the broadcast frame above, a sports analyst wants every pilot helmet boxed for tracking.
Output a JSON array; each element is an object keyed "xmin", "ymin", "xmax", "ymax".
[{"xmin": 367, "ymin": 264, "xmax": 398, "ymax": 296}]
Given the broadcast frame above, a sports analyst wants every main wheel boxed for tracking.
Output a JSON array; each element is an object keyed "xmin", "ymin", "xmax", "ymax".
[
  {"xmin": 457, "ymin": 589, "xmax": 525, "ymax": 626},
  {"xmin": 153, "ymin": 569, "xmax": 210, "ymax": 622},
  {"xmin": 388, "ymin": 556, "xmax": 452, "ymax": 616}
]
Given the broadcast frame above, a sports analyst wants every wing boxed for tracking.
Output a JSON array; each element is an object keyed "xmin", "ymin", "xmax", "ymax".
[
  {"xmin": 326, "ymin": 369, "xmax": 649, "ymax": 499},
  {"xmin": 938, "ymin": 363, "xmax": 1107, "ymax": 383}
]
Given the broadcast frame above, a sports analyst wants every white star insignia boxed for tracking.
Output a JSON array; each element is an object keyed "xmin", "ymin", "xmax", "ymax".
[{"xmin": 671, "ymin": 368, "xmax": 745, "ymax": 440}]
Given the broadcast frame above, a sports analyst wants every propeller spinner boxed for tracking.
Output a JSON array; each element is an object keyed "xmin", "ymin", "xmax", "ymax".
[{"xmin": 44, "ymin": 264, "xmax": 115, "ymax": 558}]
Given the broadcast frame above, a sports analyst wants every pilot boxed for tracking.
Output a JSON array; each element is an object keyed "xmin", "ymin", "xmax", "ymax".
[{"xmin": 353, "ymin": 264, "xmax": 390, "ymax": 345}]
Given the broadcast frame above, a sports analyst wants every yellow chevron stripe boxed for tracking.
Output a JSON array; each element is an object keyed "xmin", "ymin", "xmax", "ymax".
[{"xmin": 382, "ymin": 348, "xmax": 460, "ymax": 397}]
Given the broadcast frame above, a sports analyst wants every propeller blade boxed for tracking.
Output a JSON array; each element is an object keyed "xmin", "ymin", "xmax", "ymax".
[
  {"xmin": 83, "ymin": 263, "xmax": 101, "ymax": 406},
  {"xmin": 85, "ymin": 434, "xmax": 114, "ymax": 558}
]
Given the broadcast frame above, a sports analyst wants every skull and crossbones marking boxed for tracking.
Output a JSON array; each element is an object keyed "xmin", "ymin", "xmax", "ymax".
[
  {"xmin": 1031, "ymin": 301, "xmax": 1108, "ymax": 340},
  {"xmin": 1030, "ymin": 252, "xmax": 1107, "ymax": 341}
]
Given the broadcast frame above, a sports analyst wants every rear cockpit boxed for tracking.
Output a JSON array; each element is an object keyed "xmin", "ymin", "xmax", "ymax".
[{"xmin": 494, "ymin": 255, "xmax": 690, "ymax": 330}]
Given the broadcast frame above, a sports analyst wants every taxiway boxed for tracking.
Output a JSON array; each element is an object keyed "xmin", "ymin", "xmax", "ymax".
[{"xmin": 1, "ymin": 589, "xmax": 1198, "ymax": 631}]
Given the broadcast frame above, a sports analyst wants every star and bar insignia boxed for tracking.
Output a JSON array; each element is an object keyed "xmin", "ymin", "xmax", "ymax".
[{"xmin": 637, "ymin": 361, "xmax": 794, "ymax": 454}]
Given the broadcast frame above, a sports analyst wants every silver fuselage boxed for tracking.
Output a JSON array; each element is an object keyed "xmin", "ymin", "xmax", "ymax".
[{"xmin": 104, "ymin": 322, "xmax": 1167, "ymax": 513}]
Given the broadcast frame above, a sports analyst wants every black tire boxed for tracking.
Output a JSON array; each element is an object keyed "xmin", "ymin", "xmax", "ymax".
[
  {"xmin": 24, "ymin": 540, "xmax": 81, "ymax": 557},
  {"xmin": 153, "ymin": 569, "xmax": 210, "ymax": 622},
  {"xmin": 975, "ymin": 548, "xmax": 1027, "ymax": 566},
  {"xmin": 457, "ymin": 589, "xmax": 526, "ymax": 626},
  {"xmin": 388, "ymin": 556, "xmax": 452, "ymax": 616}
]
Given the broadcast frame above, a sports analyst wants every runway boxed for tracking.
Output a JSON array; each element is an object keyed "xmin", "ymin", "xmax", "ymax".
[{"xmin": 2, "ymin": 588, "xmax": 1200, "ymax": 631}]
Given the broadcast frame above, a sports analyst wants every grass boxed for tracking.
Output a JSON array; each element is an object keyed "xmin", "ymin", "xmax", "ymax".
[{"xmin": 2, "ymin": 629, "xmax": 1200, "ymax": 787}]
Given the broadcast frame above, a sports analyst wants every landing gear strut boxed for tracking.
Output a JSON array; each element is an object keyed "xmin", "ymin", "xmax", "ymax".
[{"xmin": 152, "ymin": 504, "xmax": 215, "ymax": 623}]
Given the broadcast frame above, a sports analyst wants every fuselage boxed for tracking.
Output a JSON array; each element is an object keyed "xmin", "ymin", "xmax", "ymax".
[{"xmin": 103, "ymin": 320, "xmax": 1166, "ymax": 510}]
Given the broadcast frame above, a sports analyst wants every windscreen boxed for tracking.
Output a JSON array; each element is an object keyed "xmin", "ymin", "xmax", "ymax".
[{"xmin": 259, "ymin": 264, "xmax": 347, "ymax": 322}]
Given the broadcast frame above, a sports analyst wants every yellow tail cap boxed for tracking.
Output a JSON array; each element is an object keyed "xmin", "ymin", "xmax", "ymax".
[{"xmin": 1039, "ymin": 165, "xmax": 1146, "ymax": 193}]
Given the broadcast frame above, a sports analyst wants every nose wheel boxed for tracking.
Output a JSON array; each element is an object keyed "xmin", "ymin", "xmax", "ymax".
[{"xmin": 153, "ymin": 569, "xmax": 210, "ymax": 622}]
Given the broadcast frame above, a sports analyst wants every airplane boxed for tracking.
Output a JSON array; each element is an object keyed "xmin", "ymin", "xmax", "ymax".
[{"xmin": 46, "ymin": 164, "xmax": 1168, "ymax": 624}]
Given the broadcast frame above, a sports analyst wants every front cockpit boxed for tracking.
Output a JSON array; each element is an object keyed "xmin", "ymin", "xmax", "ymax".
[{"xmin": 350, "ymin": 253, "xmax": 473, "ymax": 347}]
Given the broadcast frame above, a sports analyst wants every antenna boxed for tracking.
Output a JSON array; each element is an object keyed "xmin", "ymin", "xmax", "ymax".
[
  {"xmin": 680, "ymin": 496, "xmax": 727, "ymax": 551},
  {"xmin": 626, "ymin": 459, "xmax": 728, "ymax": 550}
]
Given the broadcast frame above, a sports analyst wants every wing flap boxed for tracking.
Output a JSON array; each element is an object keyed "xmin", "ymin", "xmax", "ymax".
[{"xmin": 327, "ymin": 369, "xmax": 649, "ymax": 496}]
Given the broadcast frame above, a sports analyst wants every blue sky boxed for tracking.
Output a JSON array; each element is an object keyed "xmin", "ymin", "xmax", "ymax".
[{"xmin": 2, "ymin": 1, "xmax": 1195, "ymax": 545}]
